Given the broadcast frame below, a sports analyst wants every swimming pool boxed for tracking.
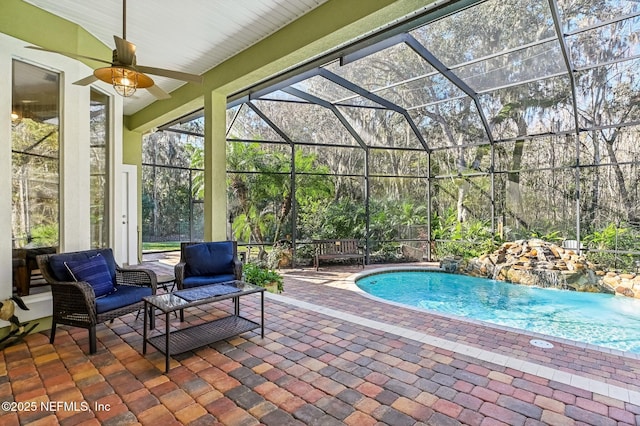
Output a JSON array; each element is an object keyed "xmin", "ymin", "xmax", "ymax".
[{"xmin": 356, "ymin": 270, "xmax": 640, "ymax": 354}]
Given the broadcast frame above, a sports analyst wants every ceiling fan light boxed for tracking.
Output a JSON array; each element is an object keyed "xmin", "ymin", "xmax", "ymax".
[{"xmin": 111, "ymin": 67, "xmax": 137, "ymax": 97}]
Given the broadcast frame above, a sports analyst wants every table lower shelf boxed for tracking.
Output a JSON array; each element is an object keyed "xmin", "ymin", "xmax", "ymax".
[{"xmin": 146, "ymin": 315, "xmax": 260, "ymax": 356}]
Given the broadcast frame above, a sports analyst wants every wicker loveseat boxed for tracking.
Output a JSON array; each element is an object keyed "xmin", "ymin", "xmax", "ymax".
[{"xmin": 37, "ymin": 248, "xmax": 157, "ymax": 354}]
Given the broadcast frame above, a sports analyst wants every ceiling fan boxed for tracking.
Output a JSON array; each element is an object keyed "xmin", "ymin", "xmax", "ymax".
[{"xmin": 26, "ymin": 0, "xmax": 203, "ymax": 99}]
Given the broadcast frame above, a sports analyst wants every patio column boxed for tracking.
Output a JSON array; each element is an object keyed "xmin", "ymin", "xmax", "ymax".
[
  {"xmin": 0, "ymin": 51, "xmax": 11, "ymax": 299},
  {"xmin": 203, "ymin": 90, "xmax": 228, "ymax": 241}
]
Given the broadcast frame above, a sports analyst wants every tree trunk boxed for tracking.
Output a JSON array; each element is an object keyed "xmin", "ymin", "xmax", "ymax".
[
  {"xmin": 457, "ymin": 179, "xmax": 469, "ymax": 222},
  {"xmin": 604, "ymin": 132, "xmax": 637, "ymax": 223},
  {"xmin": 584, "ymin": 131, "xmax": 600, "ymax": 229}
]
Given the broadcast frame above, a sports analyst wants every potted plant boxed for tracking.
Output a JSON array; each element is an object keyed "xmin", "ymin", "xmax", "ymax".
[{"xmin": 243, "ymin": 263, "xmax": 284, "ymax": 293}]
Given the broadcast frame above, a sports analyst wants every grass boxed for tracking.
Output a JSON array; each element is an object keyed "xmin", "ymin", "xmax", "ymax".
[{"xmin": 142, "ymin": 241, "xmax": 181, "ymax": 252}]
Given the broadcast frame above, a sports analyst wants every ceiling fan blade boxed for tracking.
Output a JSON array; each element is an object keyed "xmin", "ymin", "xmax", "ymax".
[
  {"xmin": 136, "ymin": 65, "xmax": 203, "ymax": 84},
  {"xmin": 25, "ymin": 46, "xmax": 111, "ymax": 65},
  {"xmin": 146, "ymin": 84, "xmax": 171, "ymax": 100},
  {"xmin": 113, "ymin": 35, "xmax": 136, "ymax": 66},
  {"xmin": 74, "ymin": 75, "xmax": 99, "ymax": 86}
]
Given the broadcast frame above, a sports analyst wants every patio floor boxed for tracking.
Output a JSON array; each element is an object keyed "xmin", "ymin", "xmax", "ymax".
[{"xmin": 2, "ymin": 256, "xmax": 640, "ymax": 425}]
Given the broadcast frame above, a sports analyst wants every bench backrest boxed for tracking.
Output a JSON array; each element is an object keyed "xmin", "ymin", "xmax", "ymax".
[{"xmin": 315, "ymin": 239, "xmax": 360, "ymax": 255}]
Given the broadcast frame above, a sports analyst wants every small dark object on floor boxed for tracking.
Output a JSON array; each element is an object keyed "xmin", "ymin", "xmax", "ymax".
[{"xmin": 0, "ymin": 295, "xmax": 38, "ymax": 349}]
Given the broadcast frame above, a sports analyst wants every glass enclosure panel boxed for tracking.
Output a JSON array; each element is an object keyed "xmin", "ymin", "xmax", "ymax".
[
  {"xmin": 252, "ymin": 99, "xmax": 361, "ymax": 146},
  {"xmin": 478, "ymin": 75, "xmax": 575, "ymax": 140},
  {"xmin": 369, "ymin": 177, "xmax": 429, "ymax": 225},
  {"xmin": 325, "ymin": 43, "xmax": 437, "ymax": 93},
  {"xmin": 227, "ymin": 141, "xmax": 291, "ymax": 173},
  {"xmin": 431, "ymin": 175, "xmax": 492, "ymax": 223},
  {"xmin": 191, "ymin": 201, "xmax": 205, "ymax": 242},
  {"xmin": 574, "ymin": 59, "xmax": 640, "ymax": 128},
  {"xmin": 580, "ymin": 164, "xmax": 640, "ymax": 230},
  {"xmin": 368, "ymin": 176, "xmax": 429, "ymax": 260},
  {"xmin": 337, "ymin": 106, "xmax": 424, "ymax": 149},
  {"xmin": 292, "ymin": 75, "xmax": 381, "ymax": 107},
  {"xmin": 558, "ymin": 0, "xmax": 640, "ymax": 33},
  {"xmin": 12, "ymin": 60, "xmax": 60, "ymax": 250},
  {"xmin": 369, "ymin": 148, "xmax": 428, "ymax": 177},
  {"xmin": 567, "ymin": 16, "xmax": 640, "ymax": 68},
  {"xmin": 494, "ymin": 135, "xmax": 577, "ymax": 173},
  {"xmin": 430, "ymin": 175, "xmax": 493, "ymax": 259},
  {"xmin": 189, "ymin": 169, "xmax": 204, "ymax": 202},
  {"xmin": 227, "ymin": 103, "xmax": 286, "ymax": 142},
  {"xmin": 430, "ymin": 144, "xmax": 491, "ymax": 177},
  {"xmin": 455, "ymin": 40, "xmax": 566, "ymax": 92},
  {"xmin": 90, "ymin": 90, "xmax": 109, "ymax": 249},
  {"xmin": 142, "ymin": 129, "xmax": 205, "ymax": 249},
  {"xmin": 376, "ymin": 73, "xmax": 467, "ymax": 109},
  {"xmin": 164, "ymin": 116, "xmax": 204, "ymax": 135},
  {"xmin": 580, "ymin": 162, "xmax": 640, "ymax": 270},
  {"xmin": 495, "ymin": 168, "xmax": 576, "ymax": 241},
  {"xmin": 259, "ymin": 90, "xmax": 305, "ymax": 102},
  {"xmin": 409, "ymin": 98, "xmax": 489, "ymax": 149},
  {"xmin": 141, "ymin": 166, "xmax": 192, "ymax": 244},
  {"xmin": 411, "ymin": 0, "xmax": 555, "ymax": 67},
  {"xmin": 226, "ymin": 105, "xmax": 241, "ymax": 133},
  {"xmin": 227, "ymin": 141, "xmax": 294, "ymax": 245},
  {"xmin": 296, "ymin": 175, "xmax": 366, "ymax": 242},
  {"xmin": 227, "ymin": 170, "xmax": 293, "ymax": 245},
  {"xmin": 580, "ymin": 127, "xmax": 640, "ymax": 166},
  {"xmin": 142, "ymin": 131, "xmax": 202, "ymax": 168},
  {"xmin": 295, "ymin": 144, "xmax": 364, "ymax": 176}
]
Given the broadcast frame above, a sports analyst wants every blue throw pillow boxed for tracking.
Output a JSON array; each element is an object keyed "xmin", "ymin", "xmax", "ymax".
[{"xmin": 64, "ymin": 254, "xmax": 115, "ymax": 298}]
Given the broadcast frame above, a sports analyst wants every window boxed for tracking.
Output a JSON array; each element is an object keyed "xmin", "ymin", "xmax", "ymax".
[
  {"xmin": 90, "ymin": 90, "xmax": 110, "ymax": 248},
  {"xmin": 11, "ymin": 60, "xmax": 60, "ymax": 249}
]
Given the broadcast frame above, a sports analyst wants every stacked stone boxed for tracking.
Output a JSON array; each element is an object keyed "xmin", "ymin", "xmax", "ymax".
[
  {"xmin": 459, "ymin": 239, "xmax": 633, "ymax": 296},
  {"xmin": 602, "ymin": 272, "xmax": 640, "ymax": 298}
]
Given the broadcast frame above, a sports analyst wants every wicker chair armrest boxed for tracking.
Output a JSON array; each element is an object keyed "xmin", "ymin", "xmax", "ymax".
[
  {"xmin": 49, "ymin": 280, "xmax": 97, "ymax": 323},
  {"xmin": 174, "ymin": 262, "xmax": 186, "ymax": 290},
  {"xmin": 232, "ymin": 258, "xmax": 243, "ymax": 280},
  {"xmin": 116, "ymin": 267, "xmax": 158, "ymax": 293}
]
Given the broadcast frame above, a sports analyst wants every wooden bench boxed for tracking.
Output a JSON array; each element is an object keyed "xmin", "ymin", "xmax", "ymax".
[{"xmin": 314, "ymin": 239, "xmax": 365, "ymax": 270}]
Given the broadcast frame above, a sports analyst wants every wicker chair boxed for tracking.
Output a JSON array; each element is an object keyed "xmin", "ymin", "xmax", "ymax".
[
  {"xmin": 37, "ymin": 248, "xmax": 157, "ymax": 354},
  {"xmin": 175, "ymin": 241, "xmax": 242, "ymax": 290},
  {"xmin": 174, "ymin": 241, "xmax": 242, "ymax": 322}
]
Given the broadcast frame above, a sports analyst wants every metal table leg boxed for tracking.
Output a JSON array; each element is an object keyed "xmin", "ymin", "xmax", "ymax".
[
  {"xmin": 165, "ymin": 311, "xmax": 170, "ymax": 373},
  {"xmin": 143, "ymin": 301, "xmax": 148, "ymax": 354}
]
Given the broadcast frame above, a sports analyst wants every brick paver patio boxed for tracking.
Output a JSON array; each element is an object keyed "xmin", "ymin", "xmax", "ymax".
[{"xmin": 1, "ymin": 256, "xmax": 640, "ymax": 425}]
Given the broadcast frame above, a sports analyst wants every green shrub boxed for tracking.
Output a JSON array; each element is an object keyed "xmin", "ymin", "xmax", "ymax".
[{"xmin": 243, "ymin": 263, "xmax": 284, "ymax": 292}]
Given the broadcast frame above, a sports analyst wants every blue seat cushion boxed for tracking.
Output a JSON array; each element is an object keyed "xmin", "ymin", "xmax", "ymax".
[
  {"xmin": 182, "ymin": 274, "xmax": 236, "ymax": 289},
  {"xmin": 49, "ymin": 249, "xmax": 117, "ymax": 283},
  {"xmin": 64, "ymin": 254, "xmax": 115, "ymax": 298},
  {"xmin": 184, "ymin": 242, "xmax": 234, "ymax": 277},
  {"xmin": 95, "ymin": 285, "xmax": 152, "ymax": 314}
]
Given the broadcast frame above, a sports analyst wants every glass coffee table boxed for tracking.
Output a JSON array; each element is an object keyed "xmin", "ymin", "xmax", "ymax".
[{"xmin": 142, "ymin": 280, "xmax": 265, "ymax": 372}]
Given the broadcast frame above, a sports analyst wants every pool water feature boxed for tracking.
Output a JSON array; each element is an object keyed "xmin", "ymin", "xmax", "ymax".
[{"xmin": 356, "ymin": 270, "xmax": 640, "ymax": 354}]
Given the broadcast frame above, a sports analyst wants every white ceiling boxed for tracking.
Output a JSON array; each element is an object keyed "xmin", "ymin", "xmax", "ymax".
[{"xmin": 24, "ymin": 0, "xmax": 329, "ymax": 115}]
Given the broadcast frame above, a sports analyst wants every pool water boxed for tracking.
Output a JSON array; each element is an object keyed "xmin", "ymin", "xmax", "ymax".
[{"xmin": 356, "ymin": 271, "xmax": 640, "ymax": 354}]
